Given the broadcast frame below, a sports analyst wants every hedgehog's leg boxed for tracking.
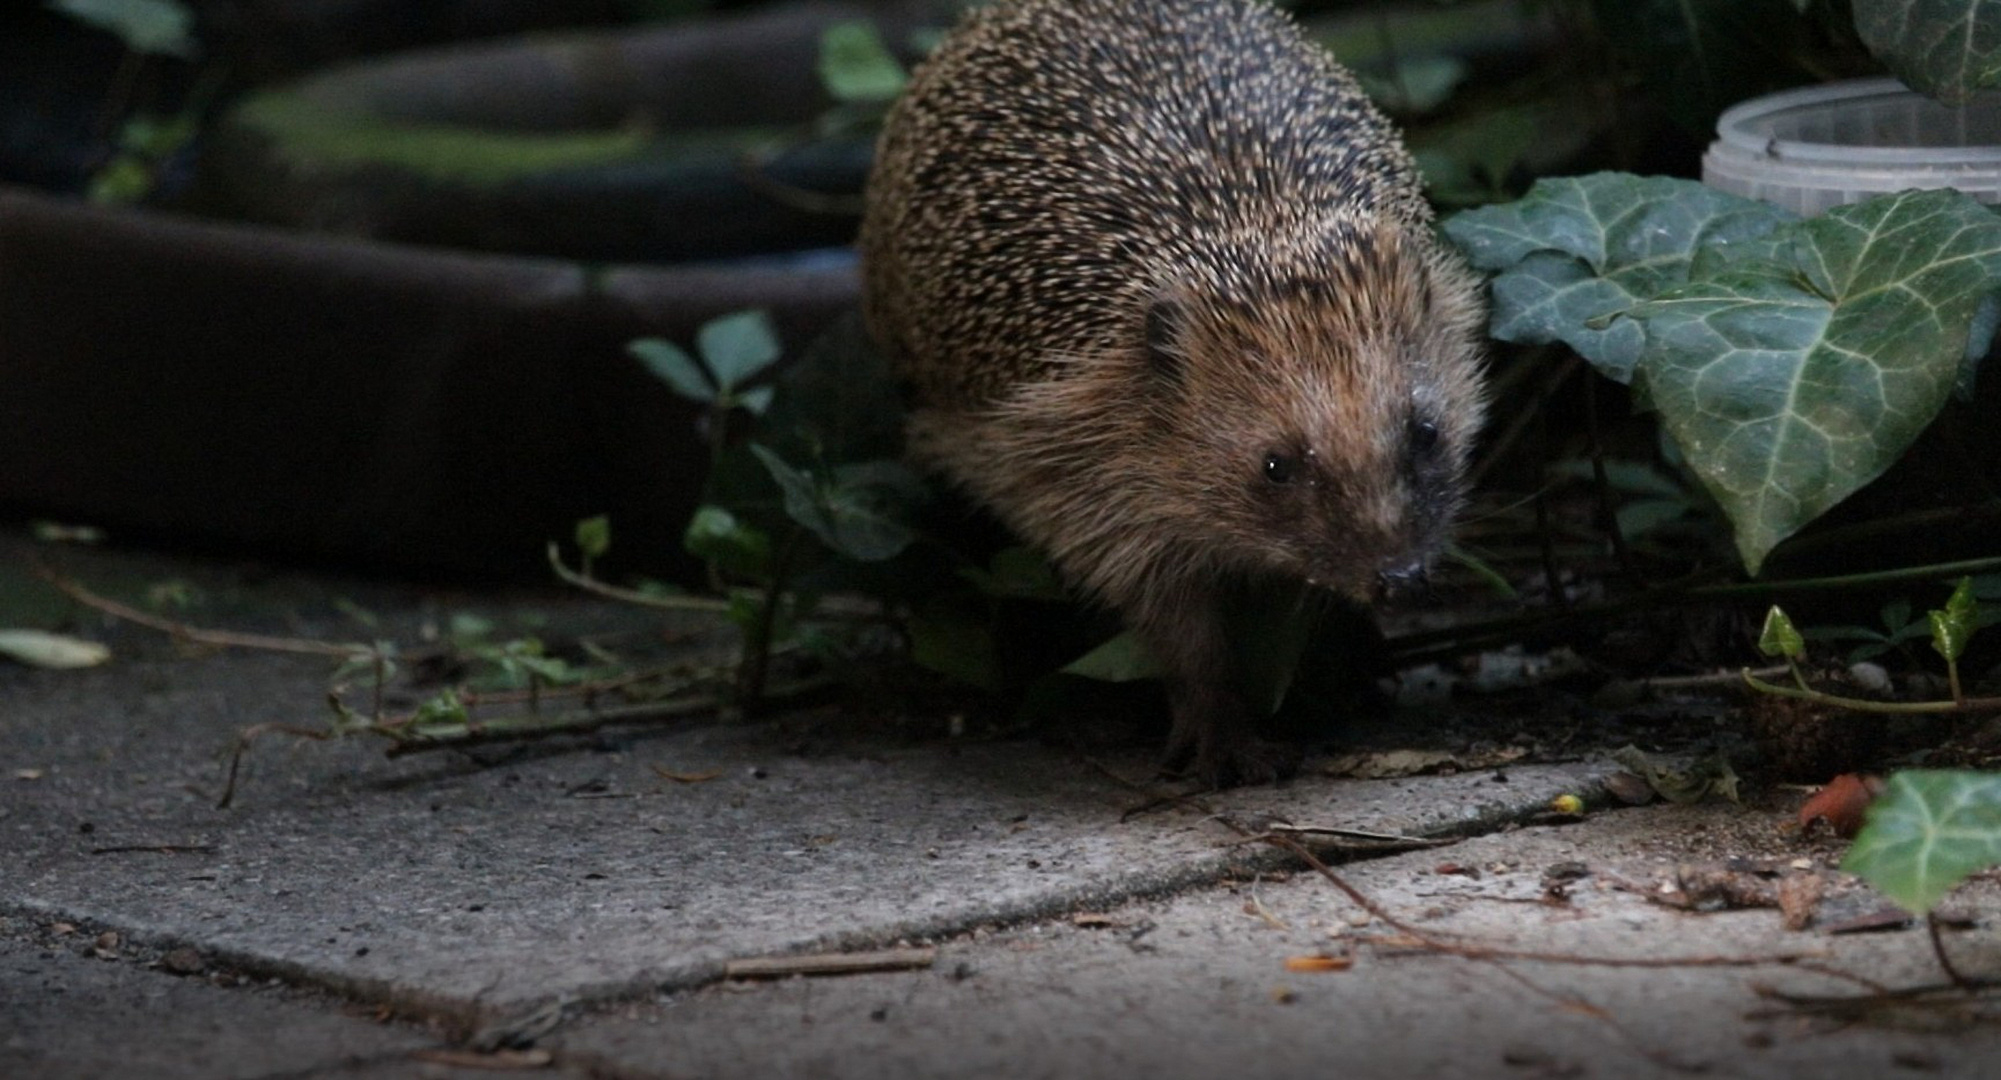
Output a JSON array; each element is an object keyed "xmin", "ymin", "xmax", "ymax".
[{"xmin": 1135, "ymin": 583, "xmax": 1300, "ymax": 788}]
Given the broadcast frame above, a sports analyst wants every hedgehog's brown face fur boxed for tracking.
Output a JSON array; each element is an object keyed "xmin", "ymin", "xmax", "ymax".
[{"xmin": 1139, "ymin": 223, "xmax": 1486, "ymax": 602}]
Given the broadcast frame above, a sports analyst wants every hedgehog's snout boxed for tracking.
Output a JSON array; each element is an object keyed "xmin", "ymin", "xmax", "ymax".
[{"xmin": 1374, "ymin": 559, "xmax": 1429, "ymax": 599}]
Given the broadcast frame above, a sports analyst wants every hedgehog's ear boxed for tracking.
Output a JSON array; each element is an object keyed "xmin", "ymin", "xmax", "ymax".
[{"xmin": 1144, "ymin": 291, "xmax": 1186, "ymax": 384}]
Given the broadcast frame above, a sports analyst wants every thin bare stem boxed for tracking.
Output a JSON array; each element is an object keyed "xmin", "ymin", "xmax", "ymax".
[
  {"xmin": 1740, "ymin": 670, "xmax": 2001, "ymax": 715},
  {"xmin": 546, "ymin": 544, "xmax": 733, "ymax": 613},
  {"xmin": 1928, "ymin": 912, "xmax": 1980, "ymax": 990},
  {"xmin": 37, "ymin": 563, "xmax": 372, "ymax": 659}
]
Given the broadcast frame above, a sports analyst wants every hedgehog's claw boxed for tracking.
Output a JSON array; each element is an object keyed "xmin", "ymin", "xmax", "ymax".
[{"xmin": 1161, "ymin": 686, "xmax": 1301, "ymax": 789}]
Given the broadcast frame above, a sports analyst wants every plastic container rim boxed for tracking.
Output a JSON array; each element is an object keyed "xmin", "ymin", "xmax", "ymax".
[{"xmin": 1712, "ymin": 76, "xmax": 2001, "ymax": 167}]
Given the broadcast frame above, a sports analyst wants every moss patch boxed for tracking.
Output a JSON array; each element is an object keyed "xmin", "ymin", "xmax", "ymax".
[{"xmin": 232, "ymin": 92, "xmax": 783, "ymax": 187}]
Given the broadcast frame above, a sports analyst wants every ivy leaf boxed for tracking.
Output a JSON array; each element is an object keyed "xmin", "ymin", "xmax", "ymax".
[
  {"xmin": 1443, "ymin": 174, "xmax": 1794, "ymax": 383},
  {"xmin": 818, "ymin": 22, "xmax": 907, "ymax": 104},
  {"xmin": 1843, "ymin": 770, "xmax": 2001, "ymax": 915},
  {"xmin": 695, "ymin": 309, "xmax": 782, "ymax": 393},
  {"xmin": 1852, "ymin": 0, "xmax": 2001, "ymax": 105},
  {"xmin": 48, "ymin": 0, "xmax": 198, "ymax": 59},
  {"xmin": 682, "ymin": 505, "xmax": 774, "ymax": 581},
  {"xmin": 410, "ymin": 688, "xmax": 470, "ymax": 734},
  {"xmin": 735, "ymin": 385, "xmax": 776, "ymax": 416},
  {"xmin": 820, "ymin": 461, "xmax": 924, "ymax": 561},
  {"xmin": 628, "ymin": 338, "xmax": 714, "ymax": 403},
  {"xmin": 961, "ymin": 547, "xmax": 1068, "ymax": 602},
  {"xmin": 1355, "ymin": 55, "xmax": 1468, "ymax": 115},
  {"xmin": 574, "ymin": 515, "xmax": 611, "ymax": 561},
  {"xmin": 1929, "ymin": 576, "xmax": 1980, "ymax": 663},
  {"xmin": 1060, "ymin": 632, "xmax": 1165, "ymax": 682},
  {"xmin": 906, "ymin": 601, "xmax": 1000, "ymax": 690},
  {"xmin": 750, "ymin": 445, "xmax": 919, "ymax": 562},
  {"xmin": 1626, "ymin": 188, "xmax": 2001, "ymax": 573},
  {"xmin": 1611, "ymin": 745, "xmax": 1742, "ymax": 804},
  {"xmin": 756, "ymin": 312, "xmax": 905, "ymax": 465},
  {"xmin": 1757, "ymin": 605, "xmax": 1807, "ymax": 660}
]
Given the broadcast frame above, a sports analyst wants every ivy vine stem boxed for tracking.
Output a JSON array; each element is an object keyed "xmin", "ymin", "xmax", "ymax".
[
  {"xmin": 1390, "ymin": 554, "xmax": 2001, "ymax": 665},
  {"xmin": 1738, "ymin": 670, "xmax": 2001, "ymax": 715}
]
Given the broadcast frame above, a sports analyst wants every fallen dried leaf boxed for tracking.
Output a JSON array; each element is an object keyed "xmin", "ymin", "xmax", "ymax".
[
  {"xmin": 1071, "ymin": 913, "xmax": 1122, "ymax": 929},
  {"xmin": 1797, "ymin": 773, "xmax": 1882, "ymax": 837},
  {"xmin": 650, "ymin": 765, "xmax": 723, "ymax": 784},
  {"xmin": 13, "ymin": 768, "xmax": 43, "ymax": 781},
  {"xmin": 1821, "ymin": 907, "xmax": 1913, "ymax": 935},
  {"xmin": 1323, "ymin": 746, "xmax": 1527, "ymax": 780},
  {"xmin": 1283, "ymin": 954, "xmax": 1354, "ymax": 973},
  {"xmin": 0, "ymin": 630, "xmax": 110, "ymax": 669},
  {"xmin": 1602, "ymin": 770, "xmax": 1656, "ymax": 806},
  {"xmin": 411, "ymin": 1048, "xmax": 554, "ymax": 1071},
  {"xmin": 161, "ymin": 947, "xmax": 205, "ymax": 975},
  {"xmin": 1668, "ymin": 864, "xmax": 1779, "ymax": 911},
  {"xmin": 1777, "ymin": 873, "xmax": 1826, "ymax": 932}
]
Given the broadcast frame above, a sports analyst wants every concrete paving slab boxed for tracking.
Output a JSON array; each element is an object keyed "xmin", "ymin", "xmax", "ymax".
[
  {"xmin": 3, "ymin": 636, "xmax": 1614, "ymax": 1013},
  {"xmin": 563, "ymin": 804, "xmax": 2001, "ymax": 1080},
  {"xmin": 0, "ymin": 921, "xmax": 475, "ymax": 1080},
  {"xmin": 8, "ymin": 543, "xmax": 1998, "ymax": 1079}
]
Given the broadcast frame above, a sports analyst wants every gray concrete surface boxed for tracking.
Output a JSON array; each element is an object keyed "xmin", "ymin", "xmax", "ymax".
[{"xmin": 4, "ymin": 543, "xmax": 1999, "ymax": 1078}]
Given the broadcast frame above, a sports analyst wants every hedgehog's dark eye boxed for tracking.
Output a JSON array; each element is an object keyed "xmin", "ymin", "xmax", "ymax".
[
  {"xmin": 1263, "ymin": 452, "xmax": 1299, "ymax": 484},
  {"xmin": 1408, "ymin": 415, "xmax": 1441, "ymax": 456}
]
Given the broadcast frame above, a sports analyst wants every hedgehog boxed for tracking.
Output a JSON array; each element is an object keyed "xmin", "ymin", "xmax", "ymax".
[{"xmin": 858, "ymin": 0, "xmax": 1488, "ymax": 786}]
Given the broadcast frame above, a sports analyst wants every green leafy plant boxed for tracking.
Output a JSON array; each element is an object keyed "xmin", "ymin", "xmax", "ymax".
[
  {"xmin": 1745, "ymin": 578, "xmax": 2000, "ymax": 712},
  {"xmin": 1741, "ymin": 580, "xmax": 2001, "ymax": 957},
  {"xmin": 1853, "ymin": 0, "xmax": 2001, "ymax": 104},
  {"xmin": 48, "ymin": 0, "xmax": 196, "ymax": 58},
  {"xmin": 1425, "ymin": 0, "xmax": 2001, "ymax": 587},
  {"xmin": 579, "ymin": 312, "xmax": 937, "ymax": 701},
  {"xmin": 819, "ymin": 22, "xmax": 909, "ymax": 105},
  {"xmin": 1447, "ymin": 179, "xmax": 2001, "ymax": 573},
  {"xmin": 47, "ymin": 0, "xmax": 205, "ymax": 204},
  {"xmin": 1802, "ymin": 597, "xmax": 1934, "ymax": 663}
]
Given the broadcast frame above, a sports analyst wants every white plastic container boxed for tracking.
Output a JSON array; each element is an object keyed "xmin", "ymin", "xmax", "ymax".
[{"xmin": 1702, "ymin": 77, "xmax": 2001, "ymax": 215}]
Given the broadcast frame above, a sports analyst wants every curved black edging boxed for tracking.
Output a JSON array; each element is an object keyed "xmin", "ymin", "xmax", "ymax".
[
  {"xmin": 192, "ymin": 2, "xmax": 928, "ymax": 263},
  {"xmin": 0, "ymin": 3, "xmax": 952, "ymax": 578},
  {"xmin": 0, "ymin": 185, "xmax": 857, "ymax": 579}
]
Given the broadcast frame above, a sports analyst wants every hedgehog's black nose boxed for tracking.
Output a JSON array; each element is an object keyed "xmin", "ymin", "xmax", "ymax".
[{"xmin": 1375, "ymin": 561, "xmax": 1429, "ymax": 598}]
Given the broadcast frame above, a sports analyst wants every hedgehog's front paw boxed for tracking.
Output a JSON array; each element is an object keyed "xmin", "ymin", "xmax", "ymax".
[
  {"xmin": 1161, "ymin": 688, "xmax": 1299, "ymax": 788},
  {"xmin": 1189, "ymin": 734, "xmax": 1301, "ymax": 788}
]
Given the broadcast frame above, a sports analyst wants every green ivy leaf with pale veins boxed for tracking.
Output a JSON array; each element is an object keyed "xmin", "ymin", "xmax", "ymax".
[
  {"xmin": 1929, "ymin": 576, "xmax": 1980, "ymax": 663},
  {"xmin": 1844, "ymin": 770, "xmax": 2001, "ymax": 915},
  {"xmin": 1060, "ymin": 632, "xmax": 1164, "ymax": 683},
  {"xmin": 750, "ymin": 445, "xmax": 921, "ymax": 563},
  {"xmin": 818, "ymin": 22, "xmax": 907, "ymax": 104},
  {"xmin": 695, "ymin": 309, "xmax": 782, "ymax": 393},
  {"xmin": 48, "ymin": 0, "xmax": 198, "ymax": 59},
  {"xmin": 1443, "ymin": 174, "xmax": 1793, "ymax": 384},
  {"xmin": 1852, "ymin": 0, "xmax": 2001, "ymax": 105},
  {"xmin": 1757, "ymin": 606, "xmax": 1806, "ymax": 660},
  {"xmin": 1626, "ymin": 189, "xmax": 2001, "ymax": 573}
]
